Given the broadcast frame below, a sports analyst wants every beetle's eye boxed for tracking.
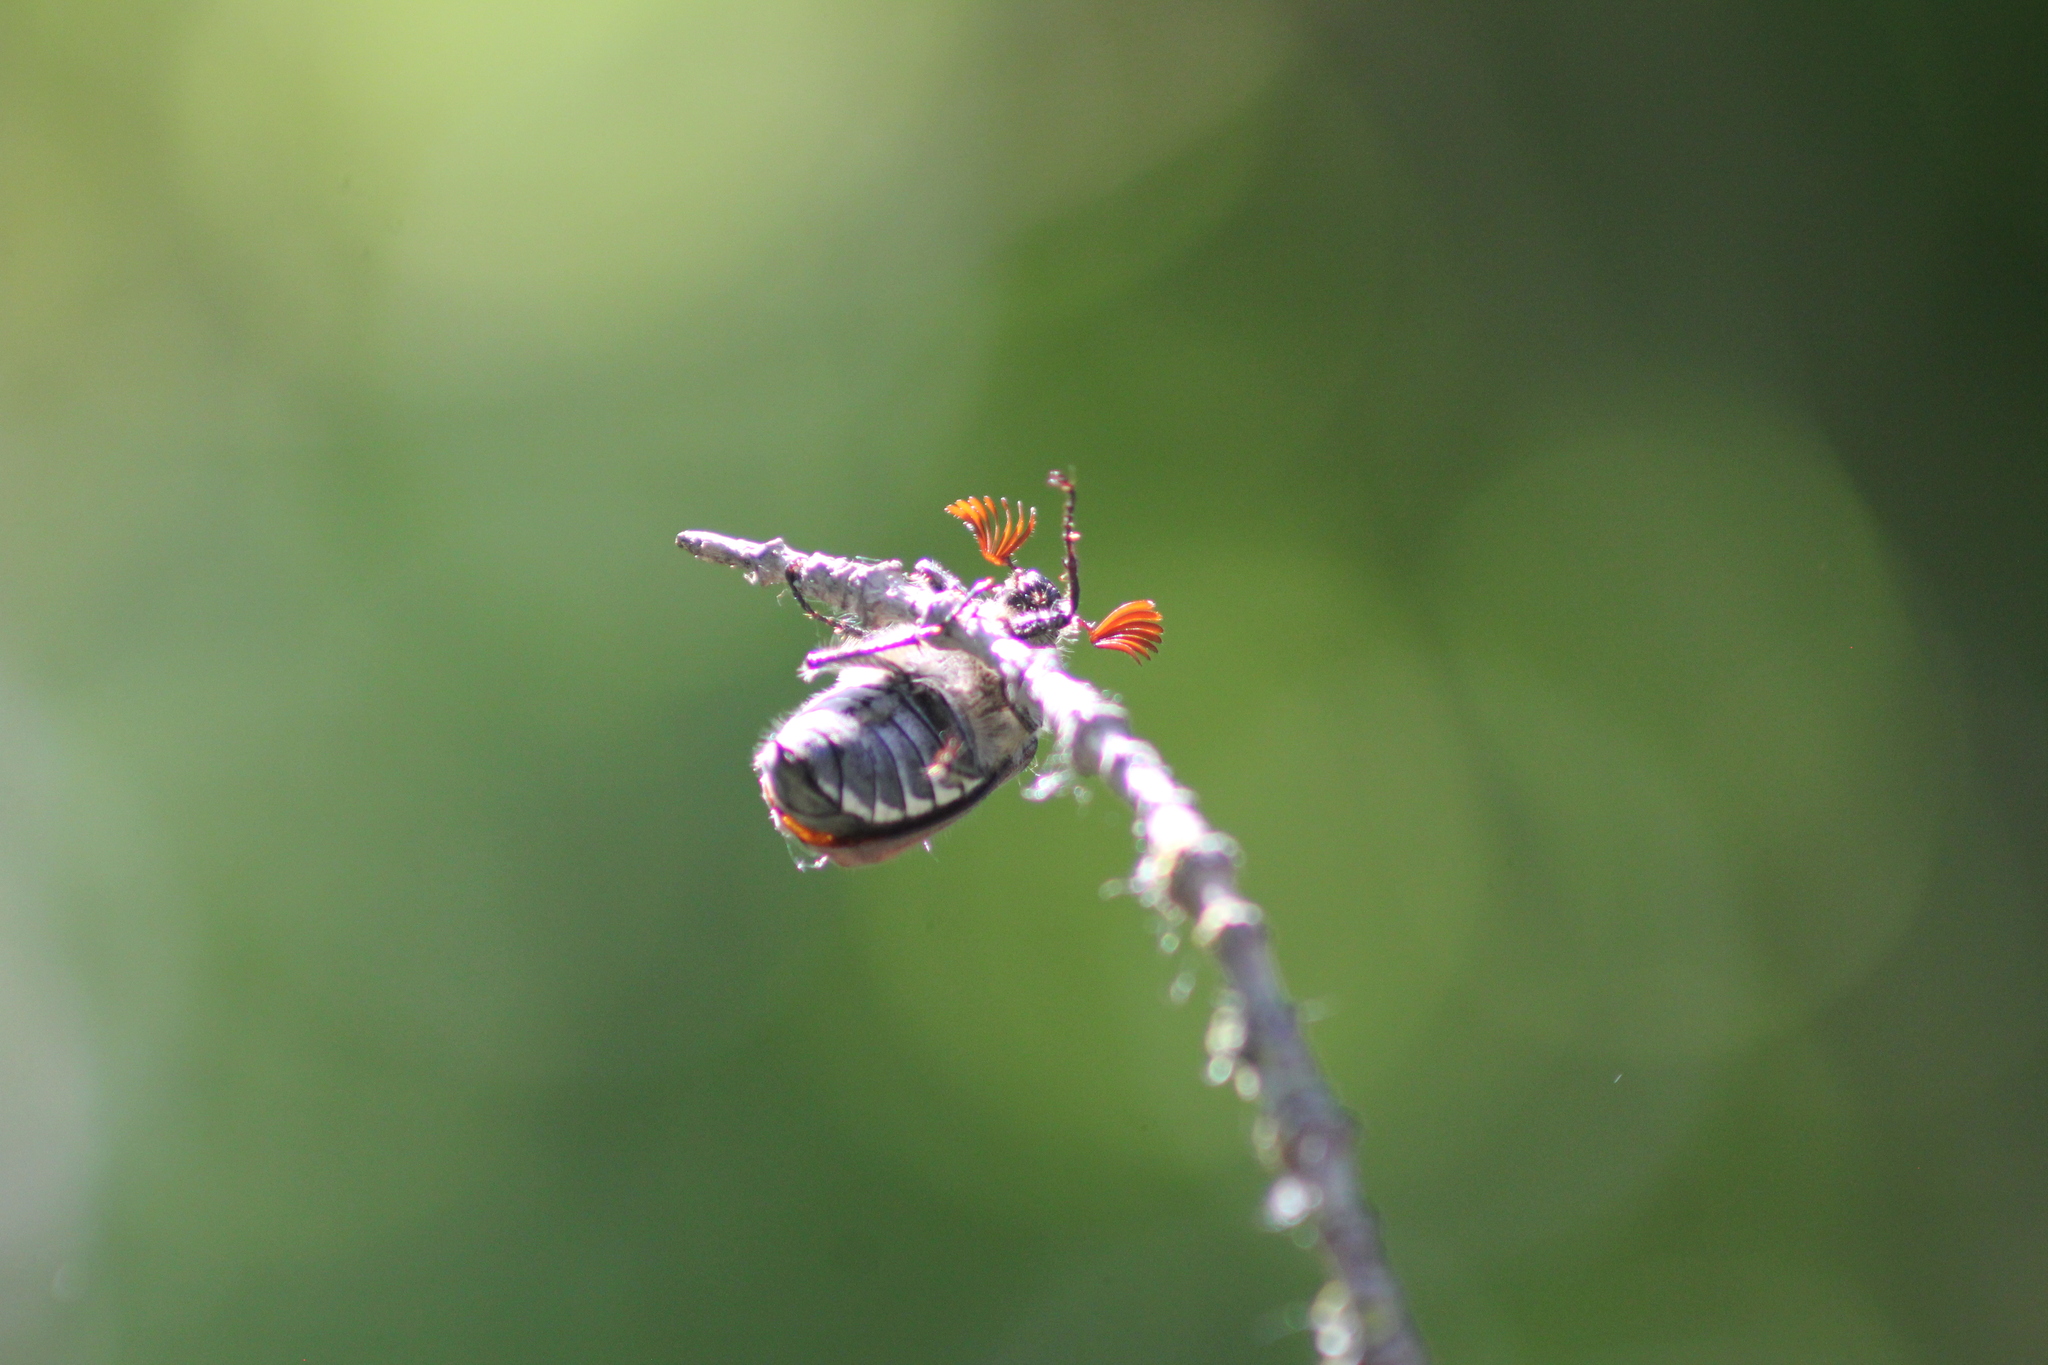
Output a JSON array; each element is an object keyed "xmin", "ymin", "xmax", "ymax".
[{"xmin": 1006, "ymin": 573, "xmax": 1052, "ymax": 611}]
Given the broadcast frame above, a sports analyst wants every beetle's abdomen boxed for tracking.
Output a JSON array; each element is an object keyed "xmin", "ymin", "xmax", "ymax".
[
  {"xmin": 760, "ymin": 678, "xmax": 964, "ymax": 829},
  {"xmin": 755, "ymin": 670, "xmax": 1034, "ymax": 861}
]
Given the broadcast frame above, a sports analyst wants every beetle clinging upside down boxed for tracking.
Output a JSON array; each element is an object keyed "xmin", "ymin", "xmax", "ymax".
[{"xmin": 754, "ymin": 471, "xmax": 1163, "ymax": 866}]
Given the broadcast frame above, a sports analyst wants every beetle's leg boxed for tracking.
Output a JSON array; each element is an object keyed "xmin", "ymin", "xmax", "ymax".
[
  {"xmin": 924, "ymin": 732, "xmax": 963, "ymax": 781},
  {"xmin": 785, "ymin": 564, "xmax": 842, "ymax": 628},
  {"xmin": 1048, "ymin": 470, "xmax": 1081, "ymax": 628},
  {"xmin": 924, "ymin": 576, "xmax": 996, "ymax": 630},
  {"xmin": 912, "ymin": 558, "xmax": 966, "ymax": 593},
  {"xmin": 803, "ymin": 624, "xmax": 942, "ymax": 671}
]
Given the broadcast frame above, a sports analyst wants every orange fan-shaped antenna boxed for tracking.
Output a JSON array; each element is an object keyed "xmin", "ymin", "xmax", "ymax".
[
  {"xmin": 944, "ymin": 496, "xmax": 1037, "ymax": 567},
  {"xmin": 1088, "ymin": 600, "xmax": 1163, "ymax": 661}
]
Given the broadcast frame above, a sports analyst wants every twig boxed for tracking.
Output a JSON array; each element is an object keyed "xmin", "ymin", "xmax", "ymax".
[{"xmin": 678, "ymin": 528, "xmax": 1428, "ymax": 1365}]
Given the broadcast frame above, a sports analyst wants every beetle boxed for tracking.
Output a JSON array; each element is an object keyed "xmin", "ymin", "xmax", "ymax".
[{"xmin": 754, "ymin": 471, "xmax": 1162, "ymax": 866}]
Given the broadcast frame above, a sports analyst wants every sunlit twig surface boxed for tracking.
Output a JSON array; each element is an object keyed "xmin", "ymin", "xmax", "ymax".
[{"xmin": 680, "ymin": 526, "xmax": 1427, "ymax": 1365}]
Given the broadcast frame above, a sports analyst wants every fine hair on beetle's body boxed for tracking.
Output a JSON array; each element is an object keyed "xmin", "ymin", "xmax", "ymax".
[{"xmin": 755, "ymin": 471, "xmax": 1162, "ymax": 867}]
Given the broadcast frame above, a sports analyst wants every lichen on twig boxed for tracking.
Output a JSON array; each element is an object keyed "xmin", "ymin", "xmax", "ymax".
[{"xmin": 678, "ymin": 525, "xmax": 1427, "ymax": 1365}]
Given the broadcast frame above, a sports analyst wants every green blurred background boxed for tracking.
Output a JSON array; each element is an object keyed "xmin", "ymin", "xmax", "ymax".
[{"xmin": 2, "ymin": 1, "xmax": 2043, "ymax": 1361}]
